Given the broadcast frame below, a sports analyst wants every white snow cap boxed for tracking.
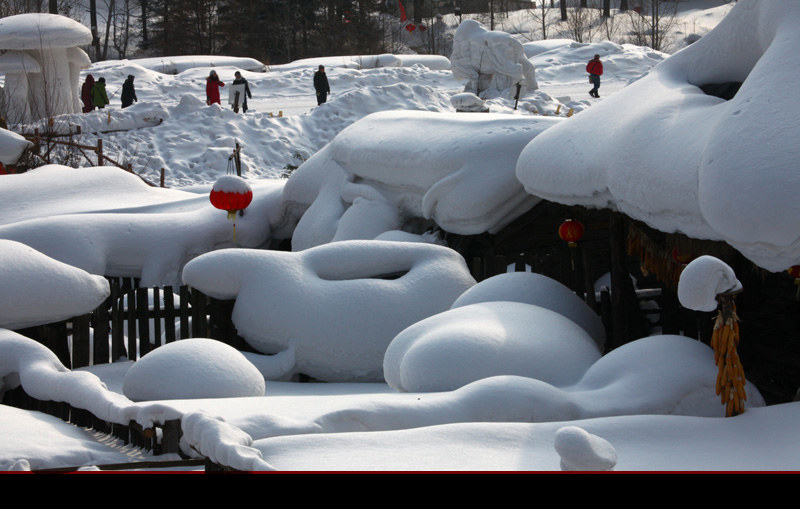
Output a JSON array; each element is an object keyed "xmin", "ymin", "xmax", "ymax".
[
  {"xmin": 212, "ymin": 174, "xmax": 252, "ymax": 194},
  {"xmin": 678, "ymin": 255, "xmax": 742, "ymax": 312},
  {"xmin": 554, "ymin": 426, "xmax": 617, "ymax": 471},
  {"xmin": 122, "ymin": 338, "xmax": 266, "ymax": 401},
  {"xmin": 0, "ymin": 13, "xmax": 92, "ymax": 49},
  {"xmin": 0, "ymin": 240, "xmax": 109, "ymax": 329}
]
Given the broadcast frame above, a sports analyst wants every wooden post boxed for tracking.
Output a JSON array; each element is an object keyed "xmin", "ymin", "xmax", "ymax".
[
  {"xmin": 609, "ymin": 212, "xmax": 627, "ymax": 350},
  {"xmin": 97, "ymin": 139, "xmax": 104, "ymax": 166},
  {"xmin": 160, "ymin": 168, "xmax": 165, "ymax": 187}
]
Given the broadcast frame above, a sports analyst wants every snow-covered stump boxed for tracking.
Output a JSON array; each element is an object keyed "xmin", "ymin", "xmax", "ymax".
[
  {"xmin": 554, "ymin": 426, "xmax": 617, "ymax": 471},
  {"xmin": 678, "ymin": 256, "xmax": 747, "ymax": 417}
]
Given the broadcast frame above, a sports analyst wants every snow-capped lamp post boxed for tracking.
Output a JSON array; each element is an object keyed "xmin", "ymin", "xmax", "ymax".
[
  {"xmin": 0, "ymin": 14, "xmax": 93, "ymax": 125},
  {"xmin": 678, "ymin": 256, "xmax": 746, "ymax": 417},
  {"xmin": 210, "ymin": 175, "xmax": 253, "ymax": 244}
]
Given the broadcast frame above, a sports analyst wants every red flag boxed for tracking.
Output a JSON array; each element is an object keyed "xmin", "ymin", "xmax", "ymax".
[{"xmin": 398, "ymin": 1, "xmax": 407, "ymax": 22}]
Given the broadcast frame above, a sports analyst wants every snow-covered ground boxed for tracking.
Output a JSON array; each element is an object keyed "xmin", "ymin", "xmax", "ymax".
[{"xmin": 4, "ymin": 0, "xmax": 800, "ymax": 472}]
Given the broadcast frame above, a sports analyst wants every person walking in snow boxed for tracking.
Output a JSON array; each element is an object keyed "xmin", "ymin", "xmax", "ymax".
[
  {"xmin": 121, "ymin": 75, "xmax": 138, "ymax": 109},
  {"xmin": 231, "ymin": 71, "xmax": 252, "ymax": 113},
  {"xmin": 81, "ymin": 74, "xmax": 95, "ymax": 113},
  {"xmin": 206, "ymin": 70, "xmax": 225, "ymax": 105},
  {"xmin": 587, "ymin": 54, "xmax": 603, "ymax": 98},
  {"xmin": 313, "ymin": 65, "xmax": 330, "ymax": 106},
  {"xmin": 91, "ymin": 77, "xmax": 110, "ymax": 109}
]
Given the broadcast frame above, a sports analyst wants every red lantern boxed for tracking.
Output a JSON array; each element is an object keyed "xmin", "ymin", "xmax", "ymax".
[
  {"xmin": 419, "ymin": 24, "xmax": 427, "ymax": 31},
  {"xmin": 210, "ymin": 175, "xmax": 253, "ymax": 220},
  {"xmin": 558, "ymin": 219, "xmax": 584, "ymax": 246},
  {"xmin": 210, "ymin": 175, "xmax": 253, "ymax": 243},
  {"xmin": 405, "ymin": 23, "xmax": 416, "ymax": 32},
  {"xmin": 671, "ymin": 246, "xmax": 692, "ymax": 265},
  {"xmin": 788, "ymin": 265, "xmax": 800, "ymax": 279}
]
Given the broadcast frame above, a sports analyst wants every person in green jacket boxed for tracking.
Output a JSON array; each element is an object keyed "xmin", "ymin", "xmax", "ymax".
[{"xmin": 91, "ymin": 77, "xmax": 110, "ymax": 109}]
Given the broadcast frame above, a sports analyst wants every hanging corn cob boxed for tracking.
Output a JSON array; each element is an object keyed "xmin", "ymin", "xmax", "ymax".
[{"xmin": 710, "ymin": 296, "xmax": 746, "ymax": 417}]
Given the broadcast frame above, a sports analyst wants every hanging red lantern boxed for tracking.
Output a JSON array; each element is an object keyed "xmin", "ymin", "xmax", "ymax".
[
  {"xmin": 671, "ymin": 245, "xmax": 692, "ymax": 265},
  {"xmin": 210, "ymin": 175, "xmax": 253, "ymax": 219},
  {"xmin": 405, "ymin": 23, "xmax": 416, "ymax": 32},
  {"xmin": 558, "ymin": 219, "xmax": 584, "ymax": 246},
  {"xmin": 210, "ymin": 175, "xmax": 253, "ymax": 243},
  {"xmin": 788, "ymin": 265, "xmax": 800, "ymax": 279},
  {"xmin": 419, "ymin": 24, "xmax": 427, "ymax": 31}
]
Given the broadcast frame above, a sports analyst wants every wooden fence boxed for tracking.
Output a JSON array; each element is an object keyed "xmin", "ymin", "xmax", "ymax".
[{"xmin": 15, "ymin": 277, "xmax": 250, "ymax": 370}]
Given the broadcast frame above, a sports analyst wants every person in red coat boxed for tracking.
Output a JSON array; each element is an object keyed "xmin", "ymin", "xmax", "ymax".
[
  {"xmin": 587, "ymin": 54, "xmax": 603, "ymax": 98},
  {"xmin": 81, "ymin": 74, "xmax": 95, "ymax": 113},
  {"xmin": 206, "ymin": 70, "xmax": 225, "ymax": 105}
]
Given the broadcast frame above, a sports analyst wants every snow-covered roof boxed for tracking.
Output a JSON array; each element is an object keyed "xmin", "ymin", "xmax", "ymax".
[{"xmin": 0, "ymin": 13, "xmax": 92, "ymax": 50}]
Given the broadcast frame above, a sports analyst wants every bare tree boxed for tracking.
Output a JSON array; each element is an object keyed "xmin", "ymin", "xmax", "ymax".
[
  {"xmin": 560, "ymin": 0, "xmax": 567, "ymax": 22},
  {"xmin": 627, "ymin": 0, "xmax": 679, "ymax": 52},
  {"xmin": 527, "ymin": 1, "xmax": 556, "ymax": 41}
]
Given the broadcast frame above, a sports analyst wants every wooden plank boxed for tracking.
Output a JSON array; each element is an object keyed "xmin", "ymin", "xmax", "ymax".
[
  {"xmin": 137, "ymin": 288, "xmax": 150, "ymax": 357},
  {"xmin": 179, "ymin": 286, "xmax": 190, "ymax": 339},
  {"xmin": 152, "ymin": 286, "xmax": 163, "ymax": 350},
  {"xmin": 93, "ymin": 292, "xmax": 111, "ymax": 364},
  {"xmin": 72, "ymin": 314, "xmax": 91, "ymax": 368},
  {"xmin": 126, "ymin": 289, "xmax": 137, "ymax": 360},
  {"xmin": 163, "ymin": 287, "xmax": 177, "ymax": 344}
]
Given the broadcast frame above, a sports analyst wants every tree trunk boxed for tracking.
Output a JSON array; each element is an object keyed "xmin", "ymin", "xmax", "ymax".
[
  {"xmin": 604, "ymin": 0, "xmax": 611, "ymax": 17},
  {"xmin": 90, "ymin": 0, "xmax": 101, "ymax": 61},
  {"xmin": 49, "ymin": 0, "xmax": 58, "ymax": 14},
  {"xmin": 561, "ymin": 0, "xmax": 568, "ymax": 21},
  {"xmin": 620, "ymin": 0, "xmax": 628, "ymax": 11}
]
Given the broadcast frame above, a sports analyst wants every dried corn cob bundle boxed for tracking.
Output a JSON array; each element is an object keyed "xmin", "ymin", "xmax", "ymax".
[{"xmin": 711, "ymin": 303, "xmax": 746, "ymax": 417}]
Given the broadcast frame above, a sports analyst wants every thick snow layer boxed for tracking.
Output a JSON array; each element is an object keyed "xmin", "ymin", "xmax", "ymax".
[
  {"xmin": 451, "ymin": 272, "xmax": 605, "ymax": 350},
  {"xmin": 182, "ymin": 241, "xmax": 476, "ymax": 382},
  {"xmin": 516, "ymin": 0, "xmax": 800, "ymax": 272},
  {"xmin": 282, "ymin": 110, "xmax": 559, "ymax": 249},
  {"xmin": 122, "ymin": 339, "xmax": 265, "ymax": 401},
  {"xmin": 678, "ymin": 255, "xmax": 742, "ymax": 312},
  {"xmin": 0, "ymin": 240, "xmax": 109, "ymax": 329},
  {"xmin": 130, "ymin": 55, "xmax": 266, "ymax": 74},
  {"xmin": 0, "ymin": 128, "xmax": 32, "ymax": 165},
  {"xmin": 384, "ymin": 301, "xmax": 601, "ymax": 392},
  {"xmin": 0, "ymin": 165, "xmax": 286, "ymax": 286},
  {"xmin": 0, "ymin": 13, "xmax": 92, "ymax": 49},
  {"xmin": 451, "ymin": 20, "xmax": 538, "ymax": 99},
  {"xmin": 272, "ymin": 54, "xmax": 451, "ymax": 72},
  {"xmin": 554, "ymin": 426, "xmax": 617, "ymax": 471}
]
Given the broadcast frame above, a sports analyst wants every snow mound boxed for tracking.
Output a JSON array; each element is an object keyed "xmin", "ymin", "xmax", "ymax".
[
  {"xmin": 182, "ymin": 241, "xmax": 476, "ymax": 382},
  {"xmin": 0, "ymin": 129, "xmax": 32, "ymax": 165},
  {"xmin": 516, "ymin": 0, "xmax": 800, "ymax": 271},
  {"xmin": 451, "ymin": 272, "xmax": 605, "ymax": 350},
  {"xmin": 122, "ymin": 338, "xmax": 265, "ymax": 401},
  {"xmin": 0, "ymin": 240, "xmax": 109, "ymax": 329},
  {"xmin": 0, "ymin": 165, "xmax": 285, "ymax": 287},
  {"xmin": 383, "ymin": 301, "xmax": 601, "ymax": 392},
  {"xmin": 131, "ymin": 55, "xmax": 266, "ymax": 74},
  {"xmin": 282, "ymin": 110, "xmax": 559, "ymax": 250},
  {"xmin": 451, "ymin": 19, "xmax": 537, "ymax": 99},
  {"xmin": 554, "ymin": 426, "xmax": 617, "ymax": 471},
  {"xmin": 678, "ymin": 256, "xmax": 742, "ymax": 312}
]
